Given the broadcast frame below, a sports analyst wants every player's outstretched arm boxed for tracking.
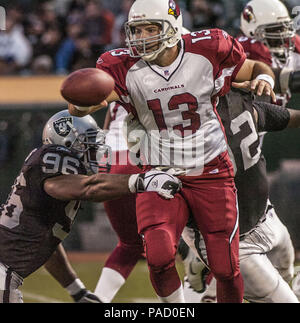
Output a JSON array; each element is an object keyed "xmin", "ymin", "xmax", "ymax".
[
  {"xmin": 68, "ymin": 90, "xmax": 120, "ymax": 117},
  {"xmin": 253, "ymin": 101, "xmax": 300, "ymax": 131},
  {"xmin": 233, "ymin": 59, "xmax": 276, "ymax": 103},
  {"xmin": 44, "ymin": 170, "xmax": 182, "ymax": 202},
  {"xmin": 44, "ymin": 173, "xmax": 131, "ymax": 202}
]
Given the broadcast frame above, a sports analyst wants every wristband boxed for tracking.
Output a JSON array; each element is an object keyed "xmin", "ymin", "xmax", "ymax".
[
  {"xmin": 74, "ymin": 105, "xmax": 91, "ymax": 111},
  {"xmin": 128, "ymin": 174, "xmax": 139, "ymax": 193},
  {"xmin": 66, "ymin": 278, "xmax": 85, "ymax": 296},
  {"xmin": 255, "ymin": 74, "xmax": 275, "ymax": 89}
]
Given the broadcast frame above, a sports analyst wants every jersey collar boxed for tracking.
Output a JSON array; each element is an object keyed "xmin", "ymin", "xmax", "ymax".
[{"xmin": 146, "ymin": 39, "xmax": 185, "ymax": 82}]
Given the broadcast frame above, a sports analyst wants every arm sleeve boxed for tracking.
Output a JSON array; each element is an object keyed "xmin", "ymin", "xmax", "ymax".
[
  {"xmin": 237, "ymin": 36, "xmax": 272, "ymax": 66},
  {"xmin": 215, "ymin": 30, "xmax": 247, "ymax": 96},
  {"xmin": 186, "ymin": 29, "xmax": 246, "ymax": 97},
  {"xmin": 253, "ymin": 101, "xmax": 290, "ymax": 132},
  {"xmin": 96, "ymin": 50, "xmax": 131, "ymax": 100}
]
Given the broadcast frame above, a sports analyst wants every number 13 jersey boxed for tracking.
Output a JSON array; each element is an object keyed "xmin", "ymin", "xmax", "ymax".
[{"xmin": 97, "ymin": 29, "xmax": 246, "ymax": 173}]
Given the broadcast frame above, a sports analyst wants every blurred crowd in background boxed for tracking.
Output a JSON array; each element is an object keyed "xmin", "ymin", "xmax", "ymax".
[{"xmin": 0, "ymin": 0, "xmax": 298, "ymax": 76}]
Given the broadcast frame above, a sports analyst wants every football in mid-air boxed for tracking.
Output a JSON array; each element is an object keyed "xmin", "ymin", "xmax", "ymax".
[{"xmin": 60, "ymin": 68, "xmax": 115, "ymax": 107}]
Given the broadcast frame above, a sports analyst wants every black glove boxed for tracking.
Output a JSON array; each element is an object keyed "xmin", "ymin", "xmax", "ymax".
[{"xmin": 72, "ymin": 289, "xmax": 102, "ymax": 303}]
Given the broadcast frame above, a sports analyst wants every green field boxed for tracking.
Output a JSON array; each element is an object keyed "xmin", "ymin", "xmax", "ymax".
[
  {"xmin": 20, "ymin": 257, "xmax": 185, "ymax": 303},
  {"xmin": 18, "ymin": 255, "xmax": 300, "ymax": 303}
]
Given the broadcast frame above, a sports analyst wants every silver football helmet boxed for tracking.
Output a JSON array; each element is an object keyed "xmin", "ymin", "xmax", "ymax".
[
  {"xmin": 42, "ymin": 110, "xmax": 111, "ymax": 173},
  {"xmin": 125, "ymin": 0, "xmax": 183, "ymax": 61}
]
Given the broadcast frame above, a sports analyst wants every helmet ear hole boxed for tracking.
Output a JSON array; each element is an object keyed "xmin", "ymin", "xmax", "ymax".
[{"xmin": 65, "ymin": 140, "xmax": 72, "ymax": 148}]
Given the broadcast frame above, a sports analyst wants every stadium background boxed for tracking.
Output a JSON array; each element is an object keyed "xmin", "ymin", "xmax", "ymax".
[{"xmin": 0, "ymin": 0, "xmax": 300, "ymax": 302}]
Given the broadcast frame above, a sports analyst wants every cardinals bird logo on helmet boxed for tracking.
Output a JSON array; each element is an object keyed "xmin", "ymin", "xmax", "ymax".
[
  {"xmin": 243, "ymin": 5, "xmax": 256, "ymax": 23},
  {"xmin": 168, "ymin": 0, "xmax": 180, "ymax": 20}
]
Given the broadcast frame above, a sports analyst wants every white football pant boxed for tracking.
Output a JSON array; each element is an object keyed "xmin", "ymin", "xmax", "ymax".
[
  {"xmin": 182, "ymin": 202, "xmax": 298, "ymax": 303},
  {"xmin": 0, "ymin": 262, "xmax": 23, "ymax": 303}
]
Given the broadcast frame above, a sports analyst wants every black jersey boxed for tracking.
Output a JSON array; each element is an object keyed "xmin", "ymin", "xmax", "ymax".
[
  {"xmin": 217, "ymin": 89, "xmax": 270, "ymax": 234},
  {"xmin": 0, "ymin": 144, "xmax": 86, "ymax": 278}
]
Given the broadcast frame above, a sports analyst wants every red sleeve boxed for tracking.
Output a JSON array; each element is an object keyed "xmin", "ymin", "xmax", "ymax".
[
  {"xmin": 216, "ymin": 30, "xmax": 246, "ymax": 78},
  {"xmin": 237, "ymin": 36, "xmax": 272, "ymax": 66},
  {"xmin": 96, "ymin": 49, "xmax": 137, "ymax": 100},
  {"xmin": 184, "ymin": 29, "xmax": 246, "ymax": 82},
  {"xmin": 213, "ymin": 30, "xmax": 246, "ymax": 96}
]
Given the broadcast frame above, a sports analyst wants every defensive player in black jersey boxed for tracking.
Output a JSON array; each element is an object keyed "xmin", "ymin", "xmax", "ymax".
[
  {"xmin": 180, "ymin": 88, "xmax": 300, "ymax": 303},
  {"xmin": 0, "ymin": 110, "xmax": 181, "ymax": 303}
]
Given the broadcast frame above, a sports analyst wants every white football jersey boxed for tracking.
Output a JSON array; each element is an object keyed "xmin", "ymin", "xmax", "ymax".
[{"xmin": 97, "ymin": 29, "xmax": 246, "ymax": 172}]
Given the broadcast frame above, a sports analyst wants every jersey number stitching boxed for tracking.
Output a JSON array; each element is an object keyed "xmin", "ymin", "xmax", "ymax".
[
  {"xmin": 0, "ymin": 172, "xmax": 26, "ymax": 229},
  {"xmin": 147, "ymin": 93, "xmax": 201, "ymax": 136},
  {"xmin": 42, "ymin": 152, "xmax": 81, "ymax": 240},
  {"xmin": 230, "ymin": 111, "xmax": 261, "ymax": 171},
  {"xmin": 0, "ymin": 152, "xmax": 81, "ymax": 237}
]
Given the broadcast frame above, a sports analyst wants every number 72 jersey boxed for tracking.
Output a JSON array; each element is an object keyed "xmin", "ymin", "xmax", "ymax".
[
  {"xmin": 97, "ymin": 29, "xmax": 246, "ymax": 173},
  {"xmin": 0, "ymin": 144, "xmax": 86, "ymax": 278}
]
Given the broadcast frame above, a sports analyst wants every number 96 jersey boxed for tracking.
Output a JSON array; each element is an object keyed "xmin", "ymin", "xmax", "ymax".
[
  {"xmin": 97, "ymin": 29, "xmax": 246, "ymax": 173},
  {"xmin": 0, "ymin": 144, "xmax": 86, "ymax": 278}
]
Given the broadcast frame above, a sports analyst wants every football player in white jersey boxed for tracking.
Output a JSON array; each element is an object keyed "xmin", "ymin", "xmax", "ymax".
[{"xmin": 69, "ymin": 0, "xmax": 276, "ymax": 303}]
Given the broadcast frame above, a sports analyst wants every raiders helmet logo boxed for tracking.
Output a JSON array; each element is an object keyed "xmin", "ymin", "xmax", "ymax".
[
  {"xmin": 168, "ymin": 0, "xmax": 180, "ymax": 20},
  {"xmin": 53, "ymin": 117, "xmax": 73, "ymax": 137},
  {"xmin": 243, "ymin": 5, "xmax": 256, "ymax": 23}
]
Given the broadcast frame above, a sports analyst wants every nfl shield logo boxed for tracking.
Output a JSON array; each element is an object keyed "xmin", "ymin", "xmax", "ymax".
[{"xmin": 53, "ymin": 117, "xmax": 73, "ymax": 137}]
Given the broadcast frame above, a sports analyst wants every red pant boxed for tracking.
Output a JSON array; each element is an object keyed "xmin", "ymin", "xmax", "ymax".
[{"xmin": 136, "ymin": 151, "xmax": 243, "ymax": 302}]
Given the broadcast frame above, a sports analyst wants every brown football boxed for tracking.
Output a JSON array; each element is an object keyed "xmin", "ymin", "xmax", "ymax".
[{"xmin": 60, "ymin": 68, "xmax": 115, "ymax": 106}]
